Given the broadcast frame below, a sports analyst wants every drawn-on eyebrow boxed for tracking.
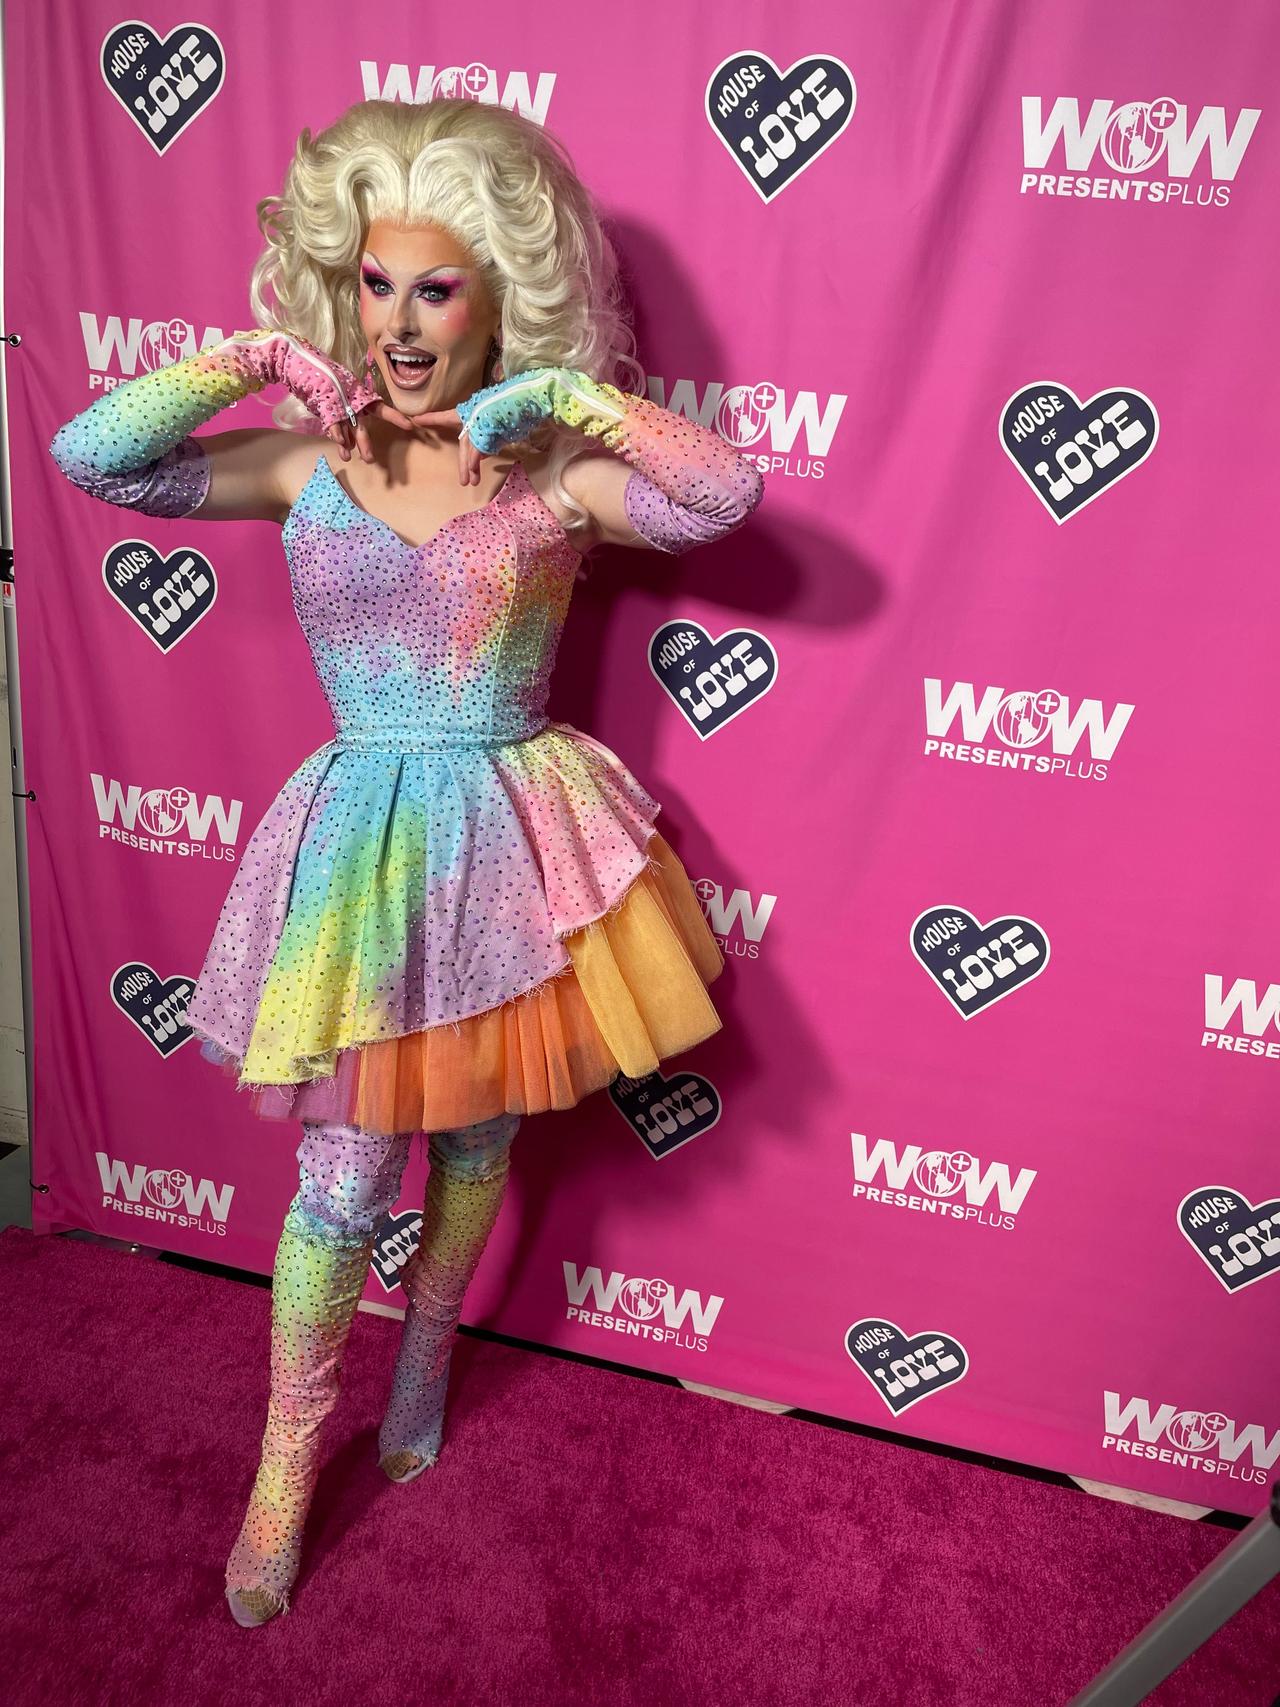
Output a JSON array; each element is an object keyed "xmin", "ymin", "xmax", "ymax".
[{"xmin": 363, "ymin": 252, "xmax": 470, "ymax": 280}]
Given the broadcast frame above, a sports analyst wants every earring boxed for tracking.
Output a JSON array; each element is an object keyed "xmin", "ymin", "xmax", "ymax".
[{"xmin": 364, "ymin": 344, "xmax": 377, "ymax": 381}]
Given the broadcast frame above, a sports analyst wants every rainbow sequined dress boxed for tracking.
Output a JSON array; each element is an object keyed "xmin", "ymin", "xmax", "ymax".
[{"xmin": 183, "ymin": 449, "xmax": 724, "ymax": 1135}]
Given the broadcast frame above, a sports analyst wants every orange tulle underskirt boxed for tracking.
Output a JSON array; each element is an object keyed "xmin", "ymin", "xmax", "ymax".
[{"xmin": 241, "ymin": 829, "xmax": 724, "ymax": 1135}]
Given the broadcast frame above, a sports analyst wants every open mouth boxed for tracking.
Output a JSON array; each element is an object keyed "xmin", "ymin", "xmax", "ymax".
[{"xmin": 385, "ymin": 350, "xmax": 438, "ymax": 388}]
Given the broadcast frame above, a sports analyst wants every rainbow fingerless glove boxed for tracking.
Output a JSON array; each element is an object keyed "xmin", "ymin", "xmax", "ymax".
[
  {"xmin": 48, "ymin": 328, "xmax": 381, "ymax": 517},
  {"xmin": 457, "ymin": 366, "xmax": 764, "ymax": 553}
]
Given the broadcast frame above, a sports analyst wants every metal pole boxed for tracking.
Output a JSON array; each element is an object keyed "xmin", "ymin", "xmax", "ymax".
[
  {"xmin": 1066, "ymin": 1481, "xmax": 1280, "ymax": 1705},
  {"xmin": 0, "ymin": 0, "xmax": 44, "ymax": 1221}
]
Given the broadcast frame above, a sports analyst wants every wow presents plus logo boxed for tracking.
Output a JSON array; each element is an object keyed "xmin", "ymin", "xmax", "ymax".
[
  {"xmin": 694, "ymin": 871, "xmax": 777, "ymax": 962},
  {"xmin": 563, "ymin": 1263, "xmax": 724, "ymax": 1355},
  {"xmin": 1201, "ymin": 975, "xmax": 1280, "ymax": 1062},
  {"xmin": 1020, "ymin": 97, "xmax": 1261, "ymax": 207},
  {"xmin": 646, "ymin": 373, "xmax": 844, "ymax": 485},
  {"xmin": 924, "ymin": 680, "xmax": 1134, "ymax": 781},
  {"xmin": 1103, "ymin": 1391, "xmax": 1276, "ymax": 1488},
  {"xmin": 360, "ymin": 63, "xmax": 559, "ymax": 121},
  {"xmin": 850, "ymin": 1132, "xmax": 1037, "ymax": 1232},
  {"xmin": 92, "ymin": 771, "xmax": 241, "ymax": 862},
  {"xmin": 73, "ymin": 315, "xmax": 232, "ymax": 393},
  {"xmin": 95, "ymin": 1151, "xmax": 233, "ymax": 1237}
]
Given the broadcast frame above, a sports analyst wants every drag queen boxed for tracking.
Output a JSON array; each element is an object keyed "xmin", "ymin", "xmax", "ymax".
[{"xmin": 48, "ymin": 96, "xmax": 764, "ymax": 1626}]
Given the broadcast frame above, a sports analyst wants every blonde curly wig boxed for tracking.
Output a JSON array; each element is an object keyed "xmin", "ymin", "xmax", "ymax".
[{"xmin": 248, "ymin": 97, "xmax": 646, "ymax": 541}]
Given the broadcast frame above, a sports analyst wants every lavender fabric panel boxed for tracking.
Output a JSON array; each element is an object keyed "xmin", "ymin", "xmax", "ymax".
[
  {"xmin": 622, "ymin": 467, "xmax": 740, "ymax": 553},
  {"xmin": 50, "ymin": 433, "xmax": 212, "ymax": 518}
]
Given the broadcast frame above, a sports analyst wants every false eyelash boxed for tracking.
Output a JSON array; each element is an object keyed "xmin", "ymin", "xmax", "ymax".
[{"xmin": 361, "ymin": 271, "xmax": 454, "ymax": 300}]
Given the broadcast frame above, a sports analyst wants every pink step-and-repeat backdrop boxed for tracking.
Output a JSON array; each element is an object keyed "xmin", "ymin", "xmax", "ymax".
[{"xmin": 6, "ymin": 1, "xmax": 1278, "ymax": 1515}]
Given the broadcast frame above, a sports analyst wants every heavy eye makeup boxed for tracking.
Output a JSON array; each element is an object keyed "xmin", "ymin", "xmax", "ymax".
[{"xmin": 360, "ymin": 268, "xmax": 460, "ymax": 303}]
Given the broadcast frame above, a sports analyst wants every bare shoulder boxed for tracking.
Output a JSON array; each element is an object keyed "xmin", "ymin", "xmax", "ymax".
[
  {"xmin": 522, "ymin": 445, "xmax": 641, "ymax": 553},
  {"xmin": 278, "ymin": 431, "xmax": 337, "ymax": 503},
  {"xmin": 519, "ymin": 446, "xmax": 589, "ymax": 538},
  {"xmin": 189, "ymin": 427, "xmax": 332, "ymax": 526}
]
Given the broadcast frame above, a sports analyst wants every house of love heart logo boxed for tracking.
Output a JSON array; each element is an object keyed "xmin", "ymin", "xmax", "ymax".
[
  {"xmin": 845, "ymin": 1318, "xmax": 969, "ymax": 1417},
  {"xmin": 609, "ymin": 1067, "xmax": 722, "ymax": 1160},
  {"xmin": 369, "ymin": 1209, "xmax": 425, "ymax": 1295},
  {"xmin": 705, "ymin": 52, "xmax": 856, "ymax": 201},
  {"xmin": 649, "ymin": 620, "xmax": 778, "ymax": 738},
  {"xmin": 999, "ymin": 381, "xmax": 1159, "ymax": 523},
  {"xmin": 911, "ymin": 905, "xmax": 1050, "ymax": 1018},
  {"xmin": 103, "ymin": 539, "xmax": 217, "ymax": 651},
  {"xmin": 1178, "ymin": 1186, "xmax": 1280, "ymax": 1295},
  {"xmin": 111, "ymin": 961, "xmax": 196, "ymax": 1060},
  {"xmin": 101, "ymin": 22, "xmax": 226, "ymax": 154}
]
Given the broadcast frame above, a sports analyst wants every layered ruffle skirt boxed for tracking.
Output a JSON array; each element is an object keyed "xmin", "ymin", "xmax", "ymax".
[{"xmin": 184, "ymin": 721, "xmax": 724, "ymax": 1136}]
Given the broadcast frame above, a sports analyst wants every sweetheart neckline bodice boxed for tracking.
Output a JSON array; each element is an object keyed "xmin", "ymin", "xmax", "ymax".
[{"xmin": 284, "ymin": 450, "xmax": 580, "ymax": 559}]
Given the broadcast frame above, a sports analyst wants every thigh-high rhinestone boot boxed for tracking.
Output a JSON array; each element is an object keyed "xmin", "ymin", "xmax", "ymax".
[
  {"xmin": 225, "ymin": 1120, "xmax": 412, "ymax": 1626},
  {"xmin": 377, "ymin": 1112, "xmax": 520, "ymax": 1482}
]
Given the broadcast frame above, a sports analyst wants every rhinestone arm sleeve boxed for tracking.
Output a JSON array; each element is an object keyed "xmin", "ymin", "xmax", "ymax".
[
  {"xmin": 456, "ymin": 367, "xmax": 765, "ymax": 554},
  {"xmin": 48, "ymin": 328, "xmax": 381, "ymax": 518}
]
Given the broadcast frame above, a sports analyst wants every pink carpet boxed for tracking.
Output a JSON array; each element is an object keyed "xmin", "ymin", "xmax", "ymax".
[{"xmin": 0, "ymin": 1223, "xmax": 1276, "ymax": 1705}]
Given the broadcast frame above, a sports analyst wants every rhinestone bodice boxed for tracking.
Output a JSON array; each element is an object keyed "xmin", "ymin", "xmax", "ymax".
[
  {"xmin": 186, "ymin": 445, "xmax": 664, "ymax": 1084},
  {"xmin": 282, "ymin": 452, "xmax": 582, "ymax": 751}
]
